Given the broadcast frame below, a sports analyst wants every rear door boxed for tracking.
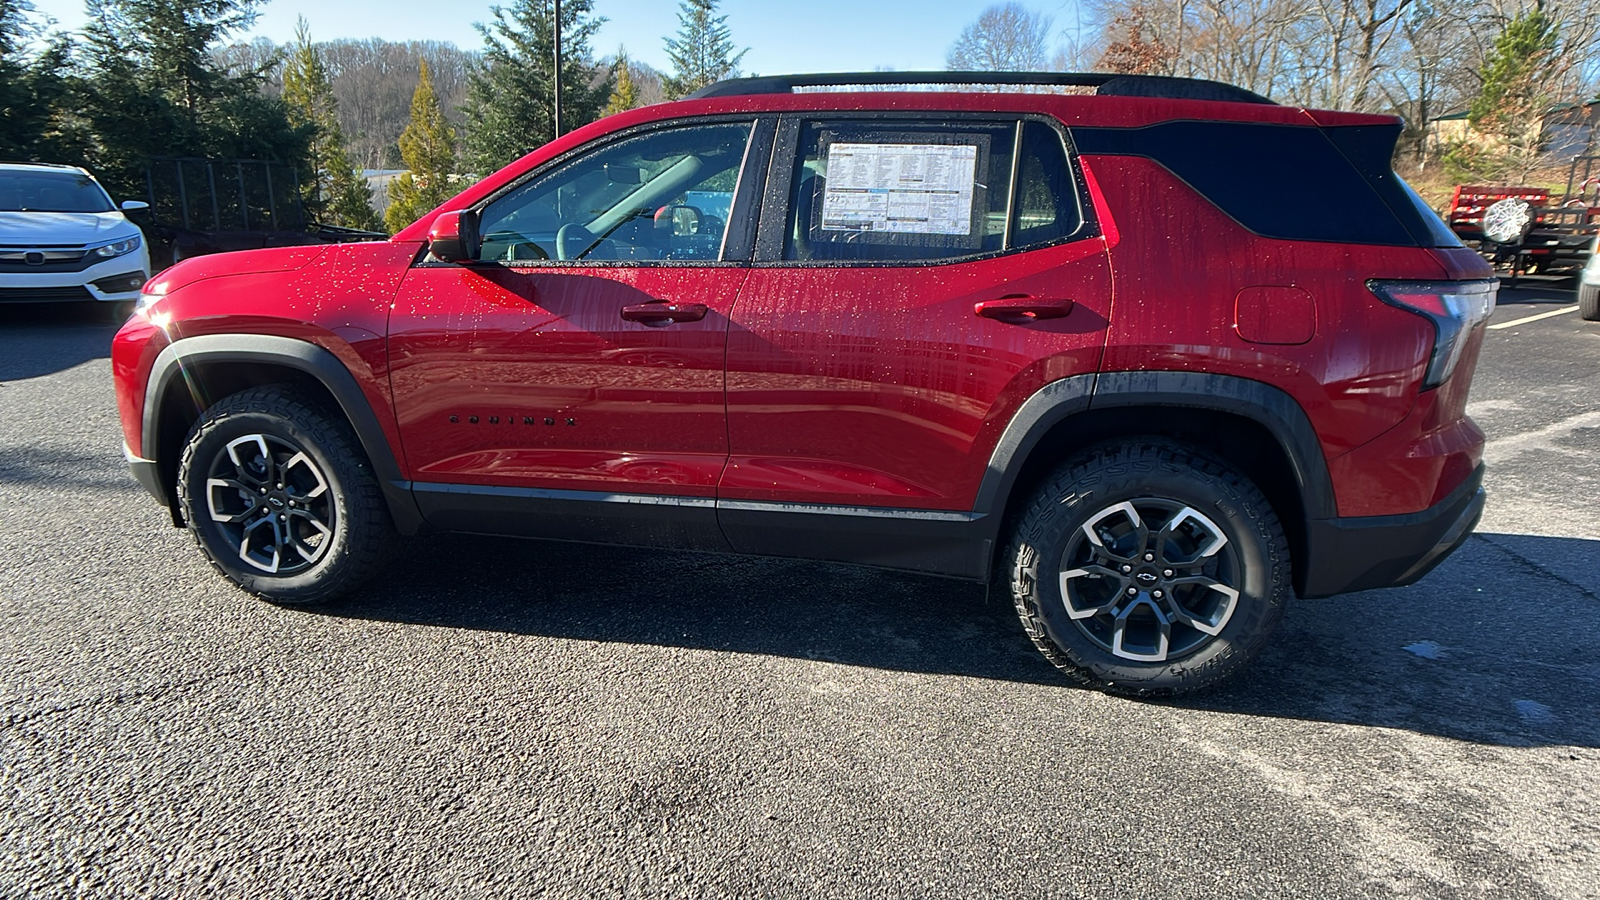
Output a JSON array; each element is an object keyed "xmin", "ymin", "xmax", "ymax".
[{"xmin": 718, "ymin": 116, "xmax": 1114, "ymax": 574}]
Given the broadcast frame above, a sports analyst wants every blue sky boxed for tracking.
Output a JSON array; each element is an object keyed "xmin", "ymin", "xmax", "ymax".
[{"xmin": 27, "ymin": 0, "xmax": 1089, "ymax": 74}]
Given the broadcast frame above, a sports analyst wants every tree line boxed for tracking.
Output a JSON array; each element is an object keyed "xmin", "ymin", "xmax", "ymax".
[
  {"xmin": 949, "ymin": 0, "xmax": 1600, "ymax": 179},
  {"xmin": 11, "ymin": 0, "xmax": 1588, "ymax": 235},
  {"xmin": 0, "ymin": 0, "xmax": 745, "ymax": 233}
]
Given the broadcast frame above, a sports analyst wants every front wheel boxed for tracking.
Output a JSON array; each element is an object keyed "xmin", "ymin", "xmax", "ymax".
[
  {"xmin": 177, "ymin": 386, "xmax": 396, "ymax": 605},
  {"xmin": 1580, "ymin": 282, "xmax": 1599, "ymax": 321},
  {"xmin": 1003, "ymin": 440, "xmax": 1290, "ymax": 696}
]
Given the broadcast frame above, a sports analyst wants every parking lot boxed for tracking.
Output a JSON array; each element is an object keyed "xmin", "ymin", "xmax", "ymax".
[{"xmin": 1, "ymin": 284, "xmax": 1596, "ymax": 898}]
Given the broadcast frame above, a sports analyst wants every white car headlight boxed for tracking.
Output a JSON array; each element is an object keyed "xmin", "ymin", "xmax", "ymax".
[{"xmin": 93, "ymin": 235, "xmax": 142, "ymax": 258}]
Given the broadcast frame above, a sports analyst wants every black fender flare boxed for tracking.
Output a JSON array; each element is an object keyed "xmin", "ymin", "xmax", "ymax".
[
  {"xmin": 975, "ymin": 371, "xmax": 1336, "ymax": 522},
  {"xmin": 139, "ymin": 333, "xmax": 424, "ymax": 534},
  {"xmin": 972, "ymin": 374, "xmax": 1097, "ymax": 520}
]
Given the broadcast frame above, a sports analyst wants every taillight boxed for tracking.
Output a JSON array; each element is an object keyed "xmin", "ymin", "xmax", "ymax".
[{"xmin": 1368, "ymin": 279, "xmax": 1497, "ymax": 389}]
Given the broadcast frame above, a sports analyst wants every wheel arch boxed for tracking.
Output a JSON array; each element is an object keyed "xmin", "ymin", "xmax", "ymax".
[
  {"xmin": 978, "ymin": 372, "xmax": 1336, "ymax": 596},
  {"xmin": 141, "ymin": 334, "xmax": 424, "ymax": 533}
]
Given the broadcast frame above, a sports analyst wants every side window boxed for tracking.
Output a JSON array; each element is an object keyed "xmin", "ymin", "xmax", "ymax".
[
  {"xmin": 784, "ymin": 121, "xmax": 1016, "ymax": 262},
  {"xmin": 1012, "ymin": 121, "xmax": 1083, "ymax": 247},
  {"xmin": 478, "ymin": 121, "xmax": 753, "ymax": 264}
]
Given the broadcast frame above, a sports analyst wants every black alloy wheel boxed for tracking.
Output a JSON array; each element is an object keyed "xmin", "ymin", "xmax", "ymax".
[
  {"xmin": 202, "ymin": 431, "xmax": 336, "ymax": 576},
  {"xmin": 1056, "ymin": 498, "xmax": 1243, "ymax": 663}
]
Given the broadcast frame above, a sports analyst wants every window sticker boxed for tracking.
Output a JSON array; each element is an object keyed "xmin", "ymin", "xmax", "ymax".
[{"xmin": 819, "ymin": 143, "xmax": 979, "ymax": 237}]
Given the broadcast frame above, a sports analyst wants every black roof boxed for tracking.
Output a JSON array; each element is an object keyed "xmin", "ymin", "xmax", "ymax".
[{"xmin": 685, "ymin": 72, "xmax": 1274, "ymax": 106}]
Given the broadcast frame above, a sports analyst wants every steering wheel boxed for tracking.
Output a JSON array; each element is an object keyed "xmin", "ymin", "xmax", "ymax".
[{"xmin": 555, "ymin": 223, "xmax": 598, "ymax": 261}]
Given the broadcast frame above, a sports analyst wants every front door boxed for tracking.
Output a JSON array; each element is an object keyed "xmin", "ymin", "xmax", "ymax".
[{"xmin": 389, "ymin": 119, "xmax": 763, "ymax": 548}]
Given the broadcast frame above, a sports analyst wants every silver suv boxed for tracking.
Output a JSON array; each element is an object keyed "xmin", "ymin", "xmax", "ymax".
[{"xmin": 0, "ymin": 162, "xmax": 151, "ymax": 313}]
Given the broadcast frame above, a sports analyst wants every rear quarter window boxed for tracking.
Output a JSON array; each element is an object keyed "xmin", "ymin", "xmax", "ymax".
[
  {"xmin": 1072, "ymin": 121, "xmax": 1417, "ymax": 246},
  {"xmin": 1011, "ymin": 120, "xmax": 1085, "ymax": 247}
]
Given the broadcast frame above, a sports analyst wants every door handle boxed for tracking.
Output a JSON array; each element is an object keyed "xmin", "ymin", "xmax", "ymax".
[
  {"xmin": 620, "ymin": 301, "xmax": 709, "ymax": 325},
  {"xmin": 973, "ymin": 296, "xmax": 1074, "ymax": 321}
]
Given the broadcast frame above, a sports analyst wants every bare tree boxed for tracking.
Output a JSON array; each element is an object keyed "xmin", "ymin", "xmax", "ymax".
[
  {"xmin": 319, "ymin": 39, "xmax": 474, "ymax": 169},
  {"xmin": 214, "ymin": 36, "xmax": 283, "ymax": 88},
  {"xmin": 1097, "ymin": 8, "xmax": 1176, "ymax": 74},
  {"xmin": 947, "ymin": 3, "xmax": 1055, "ymax": 71},
  {"xmin": 1088, "ymin": 0, "xmax": 1597, "ymax": 119},
  {"xmin": 1084, "ymin": 0, "xmax": 1312, "ymax": 96}
]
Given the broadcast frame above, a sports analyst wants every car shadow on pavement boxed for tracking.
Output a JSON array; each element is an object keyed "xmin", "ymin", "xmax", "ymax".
[
  {"xmin": 1163, "ymin": 534, "xmax": 1600, "ymax": 750},
  {"xmin": 331, "ymin": 529, "xmax": 1599, "ymax": 750},
  {"xmin": 0, "ymin": 304, "xmax": 120, "ymax": 381},
  {"xmin": 0, "ymin": 446, "xmax": 134, "ymax": 492}
]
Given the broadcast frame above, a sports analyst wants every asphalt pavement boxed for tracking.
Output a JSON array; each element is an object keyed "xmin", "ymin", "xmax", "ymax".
[{"xmin": 0, "ymin": 285, "xmax": 1596, "ymax": 898}]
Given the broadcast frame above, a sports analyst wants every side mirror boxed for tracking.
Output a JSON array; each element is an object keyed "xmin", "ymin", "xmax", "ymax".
[
  {"xmin": 120, "ymin": 200, "xmax": 150, "ymax": 213},
  {"xmin": 428, "ymin": 210, "xmax": 480, "ymax": 263},
  {"xmin": 654, "ymin": 205, "xmax": 703, "ymax": 237}
]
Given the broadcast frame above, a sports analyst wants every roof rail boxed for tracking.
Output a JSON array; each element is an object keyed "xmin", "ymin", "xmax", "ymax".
[
  {"xmin": 0, "ymin": 160, "xmax": 82, "ymax": 169},
  {"xmin": 685, "ymin": 72, "xmax": 1275, "ymax": 106}
]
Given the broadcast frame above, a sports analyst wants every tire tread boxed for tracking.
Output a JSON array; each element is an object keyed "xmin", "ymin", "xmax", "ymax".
[
  {"xmin": 176, "ymin": 385, "xmax": 395, "ymax": 605},
  {"xmin": 1001, "ymin": 439, "xmax": 1290, "ymax": 696},
  {"xmin": 1579, "ymin": 282, "xmax": 1599, "ymax": 321}
]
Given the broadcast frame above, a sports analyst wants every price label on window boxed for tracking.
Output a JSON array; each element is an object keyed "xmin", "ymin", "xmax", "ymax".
[{"xmin": 819, "ymin": 143, "xmax": 979, "ymax": 236}]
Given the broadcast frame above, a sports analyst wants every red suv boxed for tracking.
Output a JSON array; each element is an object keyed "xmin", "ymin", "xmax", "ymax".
[{"xmin": 112, "ymin": 73, "xmax": 1495, "ymax": 695}]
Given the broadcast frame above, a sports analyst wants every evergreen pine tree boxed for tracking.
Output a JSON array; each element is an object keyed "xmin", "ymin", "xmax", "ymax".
[
  {"xmin": 1463, "ymin": 10, "xmax": 1562, "ymax": 181},
  {"xmin": 602, "ymin": 46, "xmax": 639, "ymax": 118},
  {"xmin": 282, "ymin": 19, "xmax": 379, "ymax": 230},
  {"xmin": 0, "ymin": 0, "xmax": 35, "ymax": 155},
  {"xmin": 0, "ymin": 1, "xmax": 78, "ymax": 160},
  {"xmin": 662, "ymin": 0, "xmax": 746, "ymax": 100},
  {"xmin": 461, "ymin": 0, "xmax": 611, "ymax": 175},
  {"xmin": 76, "ymin": 0, "xmax": 307, "ymax": 199},
  {"xmin": 385, "ymin": 60, "xmax": 458, "ymax": 233},
  {"xmin": 104, "ymin": 0, "xmax": 262, "ymax": 127}
]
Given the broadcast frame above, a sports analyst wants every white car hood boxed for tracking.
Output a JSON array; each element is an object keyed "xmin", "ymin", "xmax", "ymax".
[{"xmin": 0, "ymin": 211, "xmax": 138, "ymax": 246}]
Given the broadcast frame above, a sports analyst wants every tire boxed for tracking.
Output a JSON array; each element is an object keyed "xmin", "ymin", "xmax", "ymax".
[
  {"xmin": 177, "ymin": 385, "xmax": 396, "ymax": 605},
  {"xmin": 1002, "ymin": 440, "xmax": 1290, "ymax": 696},
  {"xmin": 1580, "ymin": 282, "xmax": 1600, "ymax": 321}
]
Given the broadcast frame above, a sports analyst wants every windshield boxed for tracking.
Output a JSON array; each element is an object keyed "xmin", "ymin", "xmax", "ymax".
[{"xmin": 0, "ymin": 171, "xmax": 115, "ymax": 213}]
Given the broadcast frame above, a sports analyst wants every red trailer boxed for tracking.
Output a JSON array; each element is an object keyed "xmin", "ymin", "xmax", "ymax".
[{"xmin": 1445, "ymin": 156, "xmax": 1600, "ymax": 279}]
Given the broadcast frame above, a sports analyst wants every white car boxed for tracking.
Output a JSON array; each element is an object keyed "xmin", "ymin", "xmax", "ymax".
[
  {"xmin": 1581, "ymin": 233, "xmax": 1600, "ymax": 321},
  {"xmin": 0, "ymin": 162, "xmax": 151, "ymax": 314}
]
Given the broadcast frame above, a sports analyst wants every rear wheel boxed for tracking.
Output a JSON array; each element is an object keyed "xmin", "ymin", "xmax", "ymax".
[
  {"xmin": 1003, "ymin": 440, "xmax": 1290, "ymax": 696},
  {"xmin": 177, "ymin": 386, "xmax": 396, "ymax": 605},
  {"xmin": 1580, "ymin": 282, "xmax": 1599, "ymax": 321}
]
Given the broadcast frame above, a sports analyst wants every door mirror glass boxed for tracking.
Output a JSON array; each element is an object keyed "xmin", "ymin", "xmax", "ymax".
[
  {"xmin": 478, "ymin": 121, "xmax": 753, "ymax": 264},
  {"xmin": 657, "ymin": 205, "xmax": 703, "ymax": 237}
]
